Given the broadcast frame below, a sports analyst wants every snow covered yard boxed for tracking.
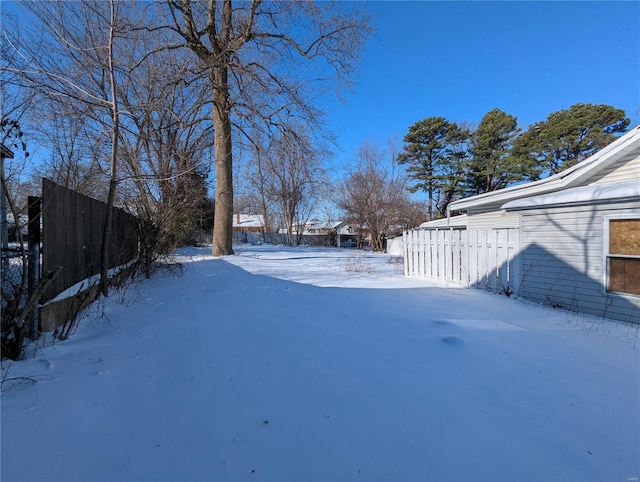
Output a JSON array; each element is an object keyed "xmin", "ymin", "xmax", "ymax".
[{"xmin": 1, "ymin": 245, "xmax": 638, "ymax": 482}]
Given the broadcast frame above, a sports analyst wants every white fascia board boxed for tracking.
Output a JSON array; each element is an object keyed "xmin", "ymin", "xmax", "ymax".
[
  {"xmin": 503, "ymin": 180, "xmax": 640, "ymax": 210},
  {"xmin": 419, "ymin": 214, "xmax": 467, "ymax": 228}
]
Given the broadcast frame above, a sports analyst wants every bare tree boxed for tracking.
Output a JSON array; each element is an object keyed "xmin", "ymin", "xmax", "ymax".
[
  {"xmin": 114, "ymin": 37, "xmax": 213, "ymax": 271},
  {"xmin": 28, "ymin": 105, "xmax": 110, "ymax": 200},
  {"xmin": 261, "ymin": 126, "xmax": 327, "ymax": 245},
  {"xmin": 396, "ymin": 198, "xmax": 429, "ymax": 232},
  {"xmin": 4, "ymin": 1, "xmax": 215, "ymax": 280},
  {"xmin": 239, "ymin": 135, "xmax": 276, "ymax": 241},
  {"xmin": 338, "ymin": 141, "xmax": 418, "ymax": 252},
  {"xmin": 0, "ymin": 126, "xmax": 32, "ymax": 359},
  {"xmin": 166, "ymin": 0, "xmax": 372, "ymax": 256},
  {"xmin": 2, "ymin": 0, "xmax": 134, "ymax": 295},
  {"xmin": 1, "ymin": 10, "xmax": 41, "ymax": 358}
]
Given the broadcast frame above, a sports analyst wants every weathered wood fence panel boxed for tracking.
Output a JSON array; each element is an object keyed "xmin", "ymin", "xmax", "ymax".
[
  {"xmin": 41, "ymin": 178, "xmax": 139, "ymax": 303},
  {"xmin": 404, "ymin": 228, "xmax": 521, "ymax": 295}
]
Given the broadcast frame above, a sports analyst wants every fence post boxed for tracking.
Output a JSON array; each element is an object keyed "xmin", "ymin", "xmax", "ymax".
[
  {"xmin": 403, "ymin": 230, "xmax": 409, "ymax": 276},
  {"xmin": 28, "ymin": 196, "xmax": 41, "ymax": 341}
]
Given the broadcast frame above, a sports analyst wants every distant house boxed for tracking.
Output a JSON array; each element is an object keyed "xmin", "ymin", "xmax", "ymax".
[
  {"xmin": 405, "ymin": 126, "xmax": 640, "ymax": 323},
  {"xmin": 334, "ymin": 221, "xmax": 358, "ymax": 247},
  {"xmin": 269, "ymin": 219, "xmax": 362, "ymax": 247},
  {"xmin": 277, "ymin": 218, "xmax": 326, "ymax": 237},
  {"xmin": 303, "ymin": 218, "xmax": 335, "ymax": 236},
  {"xmin": 232, "ymin": 214, "xmax": 265, "ymax": 233}
]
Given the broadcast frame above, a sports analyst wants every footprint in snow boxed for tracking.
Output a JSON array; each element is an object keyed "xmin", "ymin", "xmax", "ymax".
[
  {"xmin": 441, "ymin": 335, "xmax": 465, "ymax": 345},
  {"xmin": 37, "ymin": 359, "xmax": 54, "ymax": 369}
]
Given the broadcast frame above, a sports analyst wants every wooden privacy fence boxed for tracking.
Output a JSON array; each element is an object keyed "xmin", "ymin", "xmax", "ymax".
[
  {"xmin": 403, "ymin": 228, "xmax": 521, "ymax": 295},
  {"xmin": 41, "ymin": 178, "xmax": 139, "ymax": 304}
]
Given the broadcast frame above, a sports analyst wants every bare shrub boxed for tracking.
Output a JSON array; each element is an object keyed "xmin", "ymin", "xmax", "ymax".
[{"xmin": 343, "ymin": 253, "xmax": 373, "ymax": 274}]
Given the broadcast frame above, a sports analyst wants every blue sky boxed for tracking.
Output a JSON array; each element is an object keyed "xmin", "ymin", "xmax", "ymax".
[
  {"xmin": 327, "ymin": 1, "xmax": 640, "ymax": 162},
  {"xmin": 3, "ymin": 1, "xmax": 638, "ymax": 183}
]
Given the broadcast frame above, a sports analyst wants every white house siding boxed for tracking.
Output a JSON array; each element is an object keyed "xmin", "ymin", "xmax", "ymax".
[
  {"xmin": 586, "ymin": 152, "xmax": 640, "ymax": 185},
  {"xmin": 467, "ymin": 208, "xmax": 520, "ymax": 230},
  {"xmin": 519, "ymin": 200, "xmax": 640, "ymax": 323}
]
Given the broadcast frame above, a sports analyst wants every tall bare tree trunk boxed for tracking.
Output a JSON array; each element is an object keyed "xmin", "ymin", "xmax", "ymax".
[
  {"xmin": 210, "ymin": 68, "xmax": 233, "ymax": 256},
  {"xmin": 167, "ymin": 0, "xmax": 371, "ymax": 256},
  {"xmin": 100, "ymin": 0, "xmax": 119, "ymax": 296}
]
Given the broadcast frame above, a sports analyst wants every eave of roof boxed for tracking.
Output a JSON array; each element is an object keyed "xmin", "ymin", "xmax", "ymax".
[
  {"xmin": 419, "ymin": 214, "xmax": 468, "ymax": 229},
  {"xmin": 502, "ymin": 180, "xmax": 640, "ymax": 211}
]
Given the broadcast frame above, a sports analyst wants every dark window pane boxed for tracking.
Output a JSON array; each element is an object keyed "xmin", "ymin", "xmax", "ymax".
[{"xmin": 609, "ymin": 257, "xmax": 640, "ymax": 295}]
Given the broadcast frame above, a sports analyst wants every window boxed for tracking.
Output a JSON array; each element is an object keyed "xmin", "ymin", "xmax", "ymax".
[{"xmin": 605, "ymin": 217, "xmax": 640, "ymax": 296}]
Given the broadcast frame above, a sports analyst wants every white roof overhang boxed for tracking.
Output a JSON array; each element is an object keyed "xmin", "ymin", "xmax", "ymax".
[
  {"xmin": 419, "ymin": 214, "xmax": 468, "ymax": 229},
  {"xmin": 502, "ymin": 180, "xmax": 640, "ymax": 211}
]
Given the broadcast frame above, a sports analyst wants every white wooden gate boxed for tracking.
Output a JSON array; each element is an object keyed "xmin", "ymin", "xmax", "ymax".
[{"xmin": 403, "ymin": 228, "xmax": 521, "ymax": 295}]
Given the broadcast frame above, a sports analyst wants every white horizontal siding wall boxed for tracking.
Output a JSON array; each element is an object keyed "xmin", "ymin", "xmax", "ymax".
[
  {"xmin": 519, "ymin": 200, "xmax": 640, "ymax": 323},
  {"xmin": 467, "ymin": 209, "xmax": 520, "ymax": 230},
  {"xmin": 588, "ymin": 152, "xmax": 640, "ymax": 185}
]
